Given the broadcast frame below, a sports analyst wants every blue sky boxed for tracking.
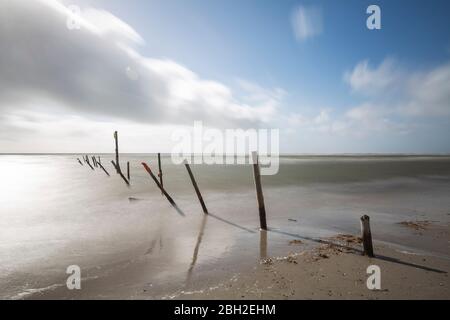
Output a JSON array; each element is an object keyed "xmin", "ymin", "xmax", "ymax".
[
  {"xmin": 0, "ymin": 0, "xmax": 449, "ymax": 153},
  {"xmin": 89, "ymin": 0, "xmax": 450, "ymax": 99}
]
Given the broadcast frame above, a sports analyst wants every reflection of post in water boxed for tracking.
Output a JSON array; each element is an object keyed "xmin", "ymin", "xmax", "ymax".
[
  {"xmin": 186, "ymin": 214, "xmax": 208, "ymax": 283},
  {"xmin": 260, "ymin": 230, "xmax": 267, "ymax": 259},
  {"xmin": 145, "ymin": 235, "xmax": 163, "ymax": 255},
  {"xmin": 145, "ymin": 212, "xmax": 165, "ymax": 256}
]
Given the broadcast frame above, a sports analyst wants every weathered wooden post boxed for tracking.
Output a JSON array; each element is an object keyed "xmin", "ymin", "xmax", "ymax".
[
  {"xmin": 127, "ymin": 161, "xmax": 130, "ymax": 181},
  {"xmin": 77, "ymin": 158, "xmax": 83, "ymax": 166},
  {"xmin": 141, "ymin": 162, "xmax": 184, "ymax": 216},
  {"xmin": 111, "ymin": 160, "xmax": 130, "ymax": 186},
  {"xmin": 184, "ymin": 162, "xmax": 208, "ymax": 214},
  {"xmin": 97, "ymin": 156, "xmax": 101, "ymax": 165},
  {"xmin": 85, "ymin": 155, "xmax": 94, "ymax": 170},
  {"xmin": 92, "ymin": 156, "xmax": 97, "ymax": 167},
  {"xmin": 360, "ymin": 215, "xmax": 374, "ymax": 257},
  {"xmin": 252, "ymin": 151, "xmax": 267, "ymax": 230},
  {"xmin": 260, "ymin": 229, "xmax": 267, "ymax": 259},
  {"xmin": 158, "ymin": 153, "xmax": 163, "ymax": 195},
  {"xmin": 98, "ymin": 161, "xmax": 110, "ymax": 176},
  {"xmin": 114, "ymin": 131, "xmax": 120, "ymax": 173}
]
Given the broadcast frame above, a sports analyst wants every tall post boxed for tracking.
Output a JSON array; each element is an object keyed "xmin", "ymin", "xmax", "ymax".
[
  {"xmin": 114, "ymin": 131, "xmax": 120, "ymax": 173},
  {"xmin": 252, "ymin": 151, "xmax": 267, "ymax": 230},
  {"xmin": 185, "ymin": 162, "xmax": 208, "ymax": 214},
  {"xmin": 158, "ymin": 153, "xmax": 163, "ymax": 195},
  {"xmin": 360, "ymin": 215, "xmax": 374, "ymax": 257},
  {"xmin": 127, "ymin": 161, "xmax": 130, "ymax": 181}
]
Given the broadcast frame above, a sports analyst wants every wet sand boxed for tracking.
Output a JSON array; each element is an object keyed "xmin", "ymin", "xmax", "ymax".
[
  {"xmin": 29, "ymin": 222, "xmax": 449, "ymax": 300},
  {"xmin": 2, "ymin": 155, "xmax": 450, "ymax": 299},
  {"xmin": 160, "ymin": 224, "xmax": 450, "ymax": 300}
]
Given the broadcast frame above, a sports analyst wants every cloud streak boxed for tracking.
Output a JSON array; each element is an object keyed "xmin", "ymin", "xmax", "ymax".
[{"xmin": 291, "ymin": 5, "xmax": 323, "ymax": 42}]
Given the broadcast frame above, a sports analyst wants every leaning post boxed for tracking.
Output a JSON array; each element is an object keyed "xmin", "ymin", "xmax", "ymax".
[
  {"xmin": 158, "ymin": 153, "xmax": 163, "ymax": 195},
  {"xmin": 141, "ymin": 162, "xmax": 184, "ymax": 216},
  {"xmin": 184, "ymin": 161, "xmax": 208, "ymax": 214}
]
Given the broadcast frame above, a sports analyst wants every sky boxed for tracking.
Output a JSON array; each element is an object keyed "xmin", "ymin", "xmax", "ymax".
[{"xmin": 0, "ymin": 0, "xmax": 449, "ymax": 153}]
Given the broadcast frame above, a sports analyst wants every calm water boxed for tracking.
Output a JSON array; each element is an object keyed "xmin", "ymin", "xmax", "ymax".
[{"xmin": 1, "ymin": 154, "xmax": 450, "ymax": 299}]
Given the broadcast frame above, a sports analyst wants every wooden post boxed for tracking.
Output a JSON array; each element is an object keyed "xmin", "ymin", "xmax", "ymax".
[
  {"xmin": 184, "ymin": 162, "xmax": 208, "ymax": 214},
  {"xmin": 141, "ymin": 162, "xmax": 184, "ymax": 216},
  {"xmin": 260, "ymin": 229, "xmax": 268, "ymax": 259},
  {"xmin": 92, "ymin": 156, "xmax": 97, "ymax": 167},
  {"xmin": 114, "ymin": 131, "xmax": 120, "ymax": 173},
  {"xmin": 98, "ymin": 161, "xmax": 110, "ymax": 176},
  {"xmin": 251, "ymin": 151, "xmax": 267, "ymax": 230},
  {"xmin": 360, "ymin": 215, "xmax": 374, "ymax": 257},
  {"xmin": 127, "ymin": 161, "xmax": 130, "ymax": 181},
  {"xmin": 85, "ymin": 155, "xmax": 94, "ymax": 170},
  {"xmin": 77, "ymin": 158, "xmax": 83, "ymax": 166},
  {"xmin": 97, "ymin": 156, "xmax": 101, "ymax": 165},
  {"xmin": 158, "ymin": 153, "xmax": 163, "ymax": 195},
  {"xmin": 111, "ymin": 160, "xmax": 130, "ymax": 186}
]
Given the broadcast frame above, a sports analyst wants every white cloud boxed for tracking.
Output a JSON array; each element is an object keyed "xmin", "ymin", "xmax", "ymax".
[
  {"xmin": 345, "ymin": 58, "xmax": 450, "ymax": 117},
  {"xmin": 291, "ymin": 5, "xmax": 323, "ymax": 42},
  {"xmin": 281, "ymin": 56, "xmax": 449, "ymax": 146},
  {"xmin": 345, "ymin": 103, "xmax": 411, "ymax": 135},
  {"xmin": 404, "ymin": 63, "xmax": 450, "ymax": 116},
  {"xmin": 82, "ymin": 8, "xmax": 145, "ymax": 45},
  {"xmin": 286, "ymin": 109, "xmax": 346, "ymax": 135},
  {"xmin": 0, "ymin": 108, "xmax": 183, "ymax": 153},
  {"xmin": 36, "ymin": 0, "xmax": 143, "ymax": 45},
  {"xmin": 0, "ymin": 0, "xmax": 281, "ymax": 136},
  {"xmin": 346, "ymin": 103, "xmax": 387, "ymax": 122},
  {"xmin": 344, "ymin": 58, "xmax": 401, "ymax": 95}
]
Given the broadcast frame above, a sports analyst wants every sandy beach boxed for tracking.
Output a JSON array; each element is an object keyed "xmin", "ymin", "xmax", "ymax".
[
  {"xmin": 27, "ymin": 221, "xmax": 450, "ymax": 300},
  {"xmin": 1, "ymin": 155, "xmax": 450, "ymax": 300},
  {"xmin": 163, "ymin": 224, "xmax": 450, "ymax": 300}
]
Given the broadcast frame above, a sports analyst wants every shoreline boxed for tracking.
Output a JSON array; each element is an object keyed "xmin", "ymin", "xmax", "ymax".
[
  {"xmin": 160, "ymin": 224, "xmax": 450, "ymax": 300},
  {"xmin": 3, "ymin": 155, "xmax": 449, "ymax": 300},
  {"xmin": 24, "ymin": 222, "xmax": 449, "ymax": 300}
]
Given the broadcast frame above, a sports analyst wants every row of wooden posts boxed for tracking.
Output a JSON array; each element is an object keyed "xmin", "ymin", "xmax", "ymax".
[{"xmin": 77, "ymin": 131, "xmax": 375, "ymax": 258}]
